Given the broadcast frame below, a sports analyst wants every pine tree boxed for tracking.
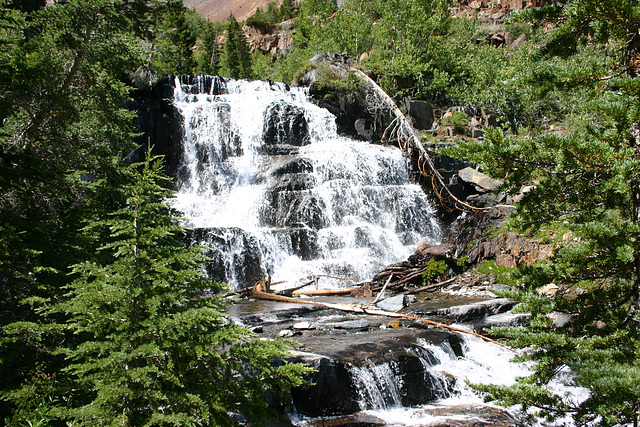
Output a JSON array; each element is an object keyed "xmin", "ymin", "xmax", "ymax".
[
  {"xmin": 52, "ymin": 152, "xmax": 310, "ymax": 426},
  {"xmin": 445, "ymin": 2, "xmax": 640, "ymax": 424},
  {"xmin": 197, "ymin": 22, "xmax": 221, "ymax": 75},
  {"xmin": 223, "ymin": 14, "xmax": 252, "ymax": 79},
  {"xmin": 0, "ymin": 1, "xmax": 144, "ymax": 421},
  {"xmin": 279, "ymin": 0, "xmax": 296, "ymax": 21}
]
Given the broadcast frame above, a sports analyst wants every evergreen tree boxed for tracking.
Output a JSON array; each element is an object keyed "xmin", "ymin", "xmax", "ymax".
[
  {"xmin": 445, "ymin": 2, "xmax": 640, "ymax": 424},
  {"xmin": 52, "ymin": 152, "xmax": 310, "ymax": 426},
  {"xmin": 151, "ymin": 0, "xmax": 198, "ymax": 75},
  {"xmin": 196, "ymin": 21, "xmax": 221, "ymax": 75},
  {"xmin": 279, "ymin": 0, "xmax": 296, "ymax": 21},
  {"xmin": 0, "ymin": 1, "xmax": 145, "ymax": 421},
  {"xmin": 222, "ymin": 14, "xmax": 252, "ymax": 79}
]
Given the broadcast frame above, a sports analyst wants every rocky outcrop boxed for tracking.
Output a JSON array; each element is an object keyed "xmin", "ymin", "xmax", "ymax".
[
  {"xmin": 468, "ymin": 231, "xmax": 554, "ymax": 268},
  {"xmin": 243, "ymin": 22, "xmax": 294, "ymax": 56},
  {"xmin": 128, "ymin": 77, "xmax": 183, "ymax": 177},
  {"xmin": 450, "ymin": 0, "xmax": 558, "ymax": 24},
  {"xmin": 262, "ymin": 100, "xmax": 310, "ymax": 148},
  {"xmin": 445, "ymin": 205, "xmax": 553, "ymax": 268},
  {"xmin": 231, "ymin": 291, "xmax": 524, "ymax": 424}
]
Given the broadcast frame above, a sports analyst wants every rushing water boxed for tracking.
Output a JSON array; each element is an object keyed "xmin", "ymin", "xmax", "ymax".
[
  {"xmin": 289, "ymin": 331, "xmax": 531, "ymax": 427},
  {"xmin": 170, "ymin": 76, "xmax": 441, "ymax": 289}
]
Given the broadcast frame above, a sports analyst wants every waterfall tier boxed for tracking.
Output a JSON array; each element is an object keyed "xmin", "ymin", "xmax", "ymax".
[{"xmin": 170, "ymin": 75, "xmax": 441, "ymax": 289}]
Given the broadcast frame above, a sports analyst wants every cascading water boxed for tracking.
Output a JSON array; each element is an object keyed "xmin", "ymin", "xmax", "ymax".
[
  {"xmin": 170, "ymin": 75, "xmax": 441, "ymax": 289},
  {"xmin": 351, "ymin": 362, "xmax": 405, "ymax": 410}
]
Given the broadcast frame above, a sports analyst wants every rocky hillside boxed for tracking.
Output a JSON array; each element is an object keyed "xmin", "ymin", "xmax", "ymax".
[{"xmin": 183, "ymin": 0, "xmax": 277, "ymax": 22}]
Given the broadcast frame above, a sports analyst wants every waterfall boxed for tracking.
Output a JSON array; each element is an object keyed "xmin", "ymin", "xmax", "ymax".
[
  {"xmin": 351, "ymin": 362, "xmax": 405, "ymax": 409},
  {"xmin": 170, "ymin": 75, "xmax": 441, "ymax": 289}
]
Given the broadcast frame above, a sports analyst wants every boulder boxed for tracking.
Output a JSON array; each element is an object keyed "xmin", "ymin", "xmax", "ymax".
[
  {"xmin": 458, "ymin": 167, "xmax": 503, "ymax": 192},
  {"xmin": 414, "ymin": 243, "xmax": 454, "ymax": 260},
  {"xmin": 263, "ymin": 100, "xmax": 310, "ymax": 147},
  {"xmin": 405, "ymin": 99, "xmax": 435, "ymax": 130},
  {"xmin": 376, "ymin": 294, "xmax": 407, "ymax": 312},
  {"xmin": 435, "ymin": 298, "xmax": 516, "ymax": 322}
]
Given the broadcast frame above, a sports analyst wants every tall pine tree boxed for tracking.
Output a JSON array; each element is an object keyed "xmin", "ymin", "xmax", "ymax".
[
  {"xmin": 222, "ymin": 14, "xmax": 252, "ymax": 79},
  {"xmin": 0, "ymin": 1, "xmax": 144, "ymax": 421},
  {"xmin": 51, "ymin": 152, "xmax": 310, "ymax": 426}
]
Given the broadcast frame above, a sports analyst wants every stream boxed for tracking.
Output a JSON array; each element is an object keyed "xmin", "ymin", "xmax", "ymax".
[{"xmin": 166, "ymin": 75, "xmax": 585, "ymax": 426}]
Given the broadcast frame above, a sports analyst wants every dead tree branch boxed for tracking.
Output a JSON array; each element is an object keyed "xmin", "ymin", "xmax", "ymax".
[{"xmin": 350, "ymin": 68, "xmax": 484, "ymax": 213}]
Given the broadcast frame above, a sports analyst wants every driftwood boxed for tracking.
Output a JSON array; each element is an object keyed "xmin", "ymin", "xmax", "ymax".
[
  {"xmin": 350, "ymin": 68, "xmax": 483, "ymax": 213},
  {"xmin": 292, "ymin": 286, "xmax": 361, "ymax": 296},
  {"xmin": 251, "ymin": 289, "xmax": 518, "ymax": 353},
  {"xmin": 370, "ymin": 265, "xmax": 427, "ymax": 292},
  {"xmin": 276, "ymin": 279, "xmax": 316, "ymax": 296}
]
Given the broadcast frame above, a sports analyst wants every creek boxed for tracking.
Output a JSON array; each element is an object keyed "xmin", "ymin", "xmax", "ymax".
[{"xmin": 165, "ymin": 75, "xmax": 574, "ymax": 426}]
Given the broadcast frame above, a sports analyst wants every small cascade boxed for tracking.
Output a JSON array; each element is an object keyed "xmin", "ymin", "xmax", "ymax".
[
  {"xmin": 290, "ymin": 333, "xmax": 528, "ymax": 426},
  {"xmin": 351, "ymin": 362, "xmax": 404, "ymax": 410},
  {"xmin": 355, "ymin": 334, "xmax": 531, "ymax": 426},
  {"xmin": 170, "ymin": 75, "xmax": 441, "ymax": 289}
]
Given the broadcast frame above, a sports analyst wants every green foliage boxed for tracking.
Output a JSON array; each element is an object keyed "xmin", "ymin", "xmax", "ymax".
[
  {"xmin": 195, "ymin": 21, "xmax": 223, "ymax": 75},
  {"xmin": 441, "ymin": 111, "xmax": 469, "ymax": 132},
  {"xmin": 450, "ymin": 53, "xmax": 640, "ymax": 427},
  {"xmin": 475, "ymin": 259, "xmax": 518, "ymax": 287},
  {"xmin": 422, "ymin": 259, "xmax": 447, "ymax": 283},
  {"xmin": 159, "ymin": 1, "xmax": 198, "ymax": 74},
  {"xmin": 1, "ymin": 1, "xmax": 143, "ymax": 419},
  {"xmin": 47, "ymin": 152, "xmax": 311, "ymax": 426},
  {"xmin": 246, "ymin": 0, "xmax": 297, "ymax": 29},
  {"xmin": 0, "ymin": 2, "xmax": 310, "ymax": 425},
  {"xmin": 222, "ymin": 14, "xmax": 252, "ymax": 78}
]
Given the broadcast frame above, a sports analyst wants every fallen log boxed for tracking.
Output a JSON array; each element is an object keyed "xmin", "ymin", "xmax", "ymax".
[
  {"xmin": 292, "ymin": 286, "xmax": 362, "ymax": 296},
  {"xmin": 350, "ymin": 68, "xmax": 482, "ymax": 213},
  {"xmin": 251, "ymin": 289, "xmax": 518, "ymax": 353},
  {"xmin": 276, "ymin": 279, "xmax": 316, "ymax": 296}
]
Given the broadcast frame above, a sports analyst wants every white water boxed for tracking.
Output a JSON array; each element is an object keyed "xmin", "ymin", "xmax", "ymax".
[
  {"xmin": 351, "ymin": 361, "xmax": 405, "ymax": 409},
  {"xmin": 291, "ymin": 333, "xmax": 530, "ymax": 426},
  {"xmin": 170, "ymin": 76, "xmax": 441, "ymax": 289},
  {"xmin": 341, "ymin": 331, "xmax": 589, "ymax": 427},
  {"xmin": 364, "ymin": 334, "xmax": 530, "ymax": 426}
]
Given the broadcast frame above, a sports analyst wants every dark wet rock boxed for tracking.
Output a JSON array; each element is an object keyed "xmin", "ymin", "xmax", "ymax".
[
  {"xmin": 290, "ymin": 352, "xmax": 361, "ymax": 417},
  {"xmin": 354, "ymin": 118, "xmax": 375, "ymax": 140},
  {"xmin": 289, "ymin": 343, "xmax": 454, "ymax": 417},
  {"xmin": 270, "ymin": 157, "xmax": 314, "ymax": 176},
  {"xmin": 260, "ymin": 190, "xmax": 329, "ymax": 229},
  {"xmin": 466, "ymin": 192, "xmax": 499, "ymax": 207},
  {"xmin": 263, "ymin": 100, "xmax": 310, "ymax": 147},
  {"xmin": 257, "ymin": 144, "xmax": 301, "ymax": 155},
  {"xmin": 434, "ymin": 298, "xmax": 516, "ymax": 322},
  {"xmin": 189, "ymin": 227, "xmax": 264, "ymax": 288},
  {"xmin": 323, "ymin": 319, "xmax": 371, "ymax": 330},
  {"xmin": 404, "ymin": 99, "xmax": 435, "ymax": 130}
]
